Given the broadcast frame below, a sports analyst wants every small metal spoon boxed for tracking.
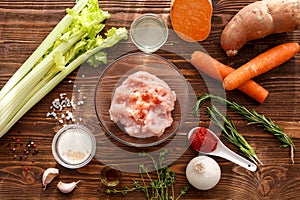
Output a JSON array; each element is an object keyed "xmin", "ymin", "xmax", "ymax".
[{"xmin": 188, "ymin": 127, "xmax": 257, "ymax": 172}]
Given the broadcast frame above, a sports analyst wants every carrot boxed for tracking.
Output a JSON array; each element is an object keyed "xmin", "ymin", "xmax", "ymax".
[
  {"xmin": 190, "ymin": 51, "xmax": 269, "ymax": 103},
  {"xmin": 223, "ymin": 42, "xmax": 300, "ymax": 90},
  {"xmin": 170, "ymin": 0, "xmax": 213, "ymax": 42}
]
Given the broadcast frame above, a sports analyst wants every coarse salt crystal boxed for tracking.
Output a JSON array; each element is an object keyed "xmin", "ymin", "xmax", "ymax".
[
  {"xmin": 60, "ymin": 93, "xmax": 67, "ymax": 99},
  {"xmin": 46, "ymin": 94, "xmax": 85, "ymax": 124}
]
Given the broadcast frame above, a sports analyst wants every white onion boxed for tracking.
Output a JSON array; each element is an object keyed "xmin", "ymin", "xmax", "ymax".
[{"xmin": 186, "ymin": 155, "xmax": 221, "ymax": 190}]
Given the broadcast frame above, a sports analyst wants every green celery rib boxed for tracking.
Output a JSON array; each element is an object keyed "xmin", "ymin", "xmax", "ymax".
[
  {"xmin": 0, "ymin": 14, "xmax": 109, "ymax": 121},
  {"xmin": 0, "ymin": 0, "xmax": 88, "ymax": 101},
  {"xmin": 0, "ymin": 68, "xmax": 56, "ymax": 132},
  {"xmin": 0, "ymin": 28, "xmax": 127, "ymax": 137},
  {"xmin": 0, "ymin": 31, "xmax": 86, "ymax": 119}
]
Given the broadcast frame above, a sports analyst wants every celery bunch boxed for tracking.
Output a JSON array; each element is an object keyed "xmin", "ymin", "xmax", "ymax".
[{"xmin": 0, "ymin": 0, "xmax": 128, "ymax": 137}]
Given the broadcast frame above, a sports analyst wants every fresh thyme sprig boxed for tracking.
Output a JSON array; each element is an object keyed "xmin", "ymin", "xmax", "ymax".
[
  {"xmin": 206, "ymin": 105, "xmax": 263, "ymax": 165},
  {"xmin": 194, "ymin": 93, "xmax": 295, "ymax": 163},
  {"xmin": 104, "ymin": 149, "xmax": 190, "ymax": 200}
]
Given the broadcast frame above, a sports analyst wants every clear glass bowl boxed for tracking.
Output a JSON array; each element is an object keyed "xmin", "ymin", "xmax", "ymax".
[
  {"xmin": 130, "ymin": 13, "xmax": 168, "ymax": 53},
  {"xmin": 94, "ymin": 52, "xmax": 189, "ymax": 147},
  {"xmin": 52, "ymin": 124, "xmax": 96, "ymax": 169}
]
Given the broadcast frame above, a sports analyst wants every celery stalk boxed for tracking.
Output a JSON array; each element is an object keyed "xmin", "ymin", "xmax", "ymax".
[
  {"xmin": 0, "ymin": 0, "xmax": 128, "ymax": 137},
  {"xmin": 0, "ymin": 0, "xmax": 89, "ymax": 101},
  {"xmin": 0, "ymin": 12, "xmax": 107, "ymax": 118},
  {"xmin": 0, "ymin": 27, "xmax": 127, "ymax": 136},
  {"xmin": 0, "ymin": 0, "xmax": 108, "ymax": 119},
  {"xmin": 0, "ymin": 32, "xmax": 85, "ymax": 118}
]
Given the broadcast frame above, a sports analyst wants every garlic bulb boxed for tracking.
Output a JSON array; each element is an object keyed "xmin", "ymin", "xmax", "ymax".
[
  {"xmin": 186, "ymin": 156, "xmax": 221, "ymax": 190},
  {"xmin": 42, "ymin": 168, "xmax": 59, "ymax": 190},
  {"xmin": 57, "ymin": 180, "xmax": 82, "ymax": 193}
]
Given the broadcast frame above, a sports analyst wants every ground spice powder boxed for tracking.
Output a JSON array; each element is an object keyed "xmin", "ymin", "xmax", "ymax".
[{"xmin": 189, "ymin": 127, "xmax": 218, "ymax": 153}]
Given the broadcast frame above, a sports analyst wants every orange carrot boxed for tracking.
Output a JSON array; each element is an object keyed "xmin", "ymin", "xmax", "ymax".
[
  {"xmin": 190, "ymin": 51, "xmax": 269, "ymax": 103},
  {"xmin": 170, "ymin": 0, "xmax": 213, "ymax": 42},
  {"xmin": 223, "ymin": 42, "xmax": 300, "ymax": 90}
]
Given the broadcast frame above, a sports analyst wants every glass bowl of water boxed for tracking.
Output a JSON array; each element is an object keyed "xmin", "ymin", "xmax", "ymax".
[{"xmin": 130, "ymin": 13, "xmax": 168, "ymax": 53}]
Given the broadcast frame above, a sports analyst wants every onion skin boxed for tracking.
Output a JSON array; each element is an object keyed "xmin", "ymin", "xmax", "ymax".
[{"xmin": 186, "ymin": 156, "xmax": 221, "ymax": 190}]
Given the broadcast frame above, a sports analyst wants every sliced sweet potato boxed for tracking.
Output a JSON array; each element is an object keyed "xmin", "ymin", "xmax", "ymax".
[{"xmin": 170, "ymin": 0, "xmax": 213, "ymax": 42}]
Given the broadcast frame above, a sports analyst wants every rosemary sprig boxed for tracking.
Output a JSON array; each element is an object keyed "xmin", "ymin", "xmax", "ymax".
[
  {"xmin": 104, "ymin": 150, "xmax": 190, "ymax": 199},
  {"xmin": 206, "ymin": 105, "xmax": 263, "ymax": 165},
  {"xmin": 194, "ymin": 94, "xmax": 295, "ymax": 163}
]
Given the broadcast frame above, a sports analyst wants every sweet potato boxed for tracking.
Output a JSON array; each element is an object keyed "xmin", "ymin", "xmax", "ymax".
[
  {"xmin": 170, "ymin": 0, "xmax": 213, "ymax": 42},
  {"xmin": 221, "ymin": 0, "xmax": 300, "ymax": 57}
]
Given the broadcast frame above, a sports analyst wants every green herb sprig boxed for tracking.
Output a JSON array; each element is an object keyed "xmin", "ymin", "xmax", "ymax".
[
  {"xmin": 104, "ymin": 150, "xmax": 190, "ymax": 200},
  {"xmin": 206, "ymin": 105, "xmax": 263, "ymax": 165},
  {"xmin": 194, "ymin": 94, "xmax": 295, "ymax": 163}
]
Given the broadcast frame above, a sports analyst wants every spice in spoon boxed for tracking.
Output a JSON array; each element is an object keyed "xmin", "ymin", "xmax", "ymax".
[{"xmin": 188, "ymin": 127, "xmax": 218, "ymax": 153}]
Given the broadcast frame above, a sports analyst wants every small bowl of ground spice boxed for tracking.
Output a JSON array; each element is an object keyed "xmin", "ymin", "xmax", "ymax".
[{"xmin": 52, "ymin": 124, "xmax": 96, "ymax": 169}]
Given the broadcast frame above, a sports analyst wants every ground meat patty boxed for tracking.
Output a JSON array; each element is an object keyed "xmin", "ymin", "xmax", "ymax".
[{"xmin": 109, "ymin": 71, "xmax": 176, "ymax": 138}]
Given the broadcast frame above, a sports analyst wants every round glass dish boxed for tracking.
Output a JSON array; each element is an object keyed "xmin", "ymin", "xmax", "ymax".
[
  {"xmin": 94, "ymin": 52, "xmax": 189, "ymax": 147},
  {"xmin": 130, "ymin": 13, "xmax": 168, "ymax": 53},
  {"xmin": 100, "ymin": 165, "xmax": 122, "ymax": 187},
  {"xmin": 52, "ymin": 124, "xmax": 96, "ymax": 169}
]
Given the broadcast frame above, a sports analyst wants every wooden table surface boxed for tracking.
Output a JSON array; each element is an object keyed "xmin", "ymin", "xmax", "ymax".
[{"xmin": 1, "ymin": 0, "xmax": 300, "ymax": 199}]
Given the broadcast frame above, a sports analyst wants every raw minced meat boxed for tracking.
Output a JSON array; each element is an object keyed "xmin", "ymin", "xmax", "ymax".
[{"xmin": 109, "ymin": 71, "xmax": 176, "ymax": 138}]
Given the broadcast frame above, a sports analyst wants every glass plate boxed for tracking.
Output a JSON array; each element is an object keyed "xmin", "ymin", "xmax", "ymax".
[{"xmin": 94, "ymin": 52, "xmax": 189, "ymax": 147}]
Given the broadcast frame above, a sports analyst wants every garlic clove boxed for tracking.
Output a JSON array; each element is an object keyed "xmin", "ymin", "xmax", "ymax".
[
  {"xmin": 42, "ymin": 168, "xmax": 59, "ymax": 190},
  {"xmin": 57, "ymin": 180, "xmax": 82, "ymax": 193}
]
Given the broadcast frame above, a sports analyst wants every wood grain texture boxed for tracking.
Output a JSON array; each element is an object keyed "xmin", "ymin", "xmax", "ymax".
[{"xmin": 0, "ymin": 0, "xmax": 300, "ymax": 199}]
